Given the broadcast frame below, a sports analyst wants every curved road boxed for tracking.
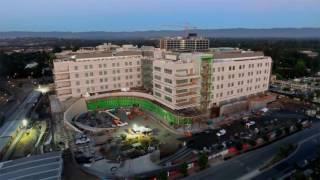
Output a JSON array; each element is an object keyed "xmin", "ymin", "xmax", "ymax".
[
  {"xmin": 253, "ymin": 133, "xmax": 320, "ymax": 180},
  {"xmin": 185, "ymin": 120, "xmax": 320, "ymax": 180}
]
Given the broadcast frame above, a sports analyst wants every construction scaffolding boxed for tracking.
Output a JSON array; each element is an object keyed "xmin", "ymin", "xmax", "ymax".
[
  {"xmin": 86, "ymin": 97, "xmax": 193, "ymax": 125},
  {"xmin": 141, "ymin": 58, "xmax": 153, "ymax": 91},
  {"xmin": 200, "ymin": 55, "xmax": 213, "ymax": 112}
]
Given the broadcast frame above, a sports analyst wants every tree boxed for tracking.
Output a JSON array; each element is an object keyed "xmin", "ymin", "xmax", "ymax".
[
  {"xmin": 282, "ymin": 87, "xmax": 290, "ymax": 91},
  {"xmin": 314, "ymin": 146, "xmax": 320, "ymax": 177},
  {"xmin": 179, "ymin": 162, "xmax": 189, "ymax": 177},
  {"xmin": 262, "ymin": 135, "xmax": 269, "ymax": 142},
  {"xmin": 198, "ymin": 153, "xmax": 209, "ymax": 170},
  {"xmin": 314, "ymin": 157, "xmax": 320, "ymax": 177},
  {"xmin": 284, "ymin": 127, "xmax": 290, "ymax": 135},
  {"xmin": 291, "ymin": 170, "xmax": 307, "ymax": 180},
  {"xmin": 0, "ymin": 114, "xmax": 5, "ymax": 127},
  {"xmin": 72, "ymin": 46, "xmax": 80, "ymax": 52},
  {"xmin": 294, "ymin": 60, "xmax": 307, "ymax": 77},
  {"xmin": 295, "ymin": 122, "xmax": 303, "ymax": 130},
  {"xmin": 52, "ymin": 46, "xmax": 62, "ymax": 53},
  {"xmin": 120, "ymin": 134, "xmax": 127, "ymax": 141},
  {"xmin": 248, "ymin": 139, "xmax": 257, "ymax": 147},
  {"xmin": 275, "ymin": 128, "xmax": 283, "ymax": 138},
  {"xmin": 235, "ymin": 142, "xmax": 243, "ymax": 151},
  {"xmin": 156, "ymin": 171, "xmax": 167, "ymax": 180}
]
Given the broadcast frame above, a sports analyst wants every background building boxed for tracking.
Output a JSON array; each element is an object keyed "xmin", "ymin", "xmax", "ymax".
[{"xmin": 160, "ymin": 33, "xmax": 209, "ymax": 51}]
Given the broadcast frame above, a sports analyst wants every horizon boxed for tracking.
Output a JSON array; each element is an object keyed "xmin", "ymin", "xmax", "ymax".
[
  {"xmin": 1, "ymin": 0, "xmax": 320, "ymax": 32},
  {"xmin": 1, "ymin": 27, "xmax": 320, "ymax": 33}
]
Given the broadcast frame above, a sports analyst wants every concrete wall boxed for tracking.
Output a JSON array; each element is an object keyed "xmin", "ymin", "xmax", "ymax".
[
  {"xmin": 220, "ymin": 100, "xmax": 248, "ymax": 116},
  {"xmin": 63, "ymin": 98, "xmax": 87, "ymax": 132}
]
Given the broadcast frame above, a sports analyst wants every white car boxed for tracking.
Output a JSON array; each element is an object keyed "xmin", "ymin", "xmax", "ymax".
[
  {"xmin": 246, "ymin": 121, "xmax": 256, "ymax": 128},
  {"xmin": 216, "ymin": 129, "xmax": 226, "ymax": 137},
  {"xmin": 117, "ymin": 122, "xmax": 128, "ymax": 127},
  {"xmin": 132, "ymin": 125, "xmax": 152, "ymax": 133},
  {"xmin": 75, "ymin": 137, "xmax": 90, "ymax": 145}
]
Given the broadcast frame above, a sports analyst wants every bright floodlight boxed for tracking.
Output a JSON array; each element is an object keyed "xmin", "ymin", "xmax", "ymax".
[
  {"xmin": 22, "ymin": 119, "xmax": 28, "ymax": 127},
  {"xmin": 133, "ymin": 124, "xmax": 138, "ymax": 130},
  {"xmin": 36, "ymin": 85, "xmax": 49, "ymax": 93}
]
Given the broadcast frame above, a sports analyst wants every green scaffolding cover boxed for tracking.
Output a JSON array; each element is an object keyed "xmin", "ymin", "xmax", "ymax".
[{"xmin": 86, "ymin": 97, "xmax": 192, "ymax": 125}]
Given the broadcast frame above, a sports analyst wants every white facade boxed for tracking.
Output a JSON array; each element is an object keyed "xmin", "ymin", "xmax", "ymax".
[
  {"xmin": 53, "ymin": 43, "xmax": 272, "ymax": 112},
  {"xmin": 152, "ymin": 52, "xmax": 272, "ymax": 110},
  {"xmin": 153, "ymin": 54, "xmax": 201, "ymax": 110},
  {"xmin": 54, "ymin": 52, "xmax": 142, "ymax": 101},
  {"xmin": 209, "ymin": 56, "xmax": 272, "ymax": 107}
]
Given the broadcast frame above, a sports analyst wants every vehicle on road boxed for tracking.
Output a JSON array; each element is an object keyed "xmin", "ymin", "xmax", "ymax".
[
  {"xmin": 246, "ymin": 121, "xmax": 256, "ymax": 128},
  {"xmin": 216, "ymin": 129, "xmax": 226, "ymax": 137},
  {"xmin": 75, "ymin": 134, "xmax": 91, "ymax": 145}
]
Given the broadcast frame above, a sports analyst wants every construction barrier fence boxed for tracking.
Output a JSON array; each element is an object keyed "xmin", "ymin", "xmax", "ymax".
[{"xmin": 86, "ymin": 97, "xmax": 192, "ymax": 125}]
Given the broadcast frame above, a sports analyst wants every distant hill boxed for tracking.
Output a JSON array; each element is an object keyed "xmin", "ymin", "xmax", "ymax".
[{"xmin": 1, "ymin": 28, "xmax": 320, "ymax": 39}]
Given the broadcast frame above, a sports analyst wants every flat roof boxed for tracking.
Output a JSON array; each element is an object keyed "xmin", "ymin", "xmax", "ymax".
[
  {"xmin": 0, "ymin": 151, "xmax": 63, "ymax": 180},
  {"xmin": 213, "ymin": 51, "xmax": 264, "ymax": 59},
  {"xmin": 54, "ymin": 51, "xmax": 143, "ymax": 62}
]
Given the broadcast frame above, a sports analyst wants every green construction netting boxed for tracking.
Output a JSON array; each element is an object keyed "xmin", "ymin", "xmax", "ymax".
[
  {"xmin": 201, "ymin": 55, "xmax": 214, "ymax": 63},
  {"xmin": 86, "ymin": 97, "xmax": 192, "ymax": 125}
]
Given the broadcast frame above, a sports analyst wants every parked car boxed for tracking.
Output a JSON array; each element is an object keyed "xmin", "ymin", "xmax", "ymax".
[
  {"xmin": 75, "ymin": 137, "xmax": 90, "ymax": 145},
  {"xmin": 246, "ymin": 121, "xmax": 256, "ymax": 128},
  {"xmin": 216, "ymin": 129, "xmax": 226, "ymax": 137},
  {"xmin": 117, "ymin": 122, "xmax": 128, "ymax": 127}
]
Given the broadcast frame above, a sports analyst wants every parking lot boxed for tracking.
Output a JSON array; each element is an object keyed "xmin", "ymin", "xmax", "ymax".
[{"xmin": 185, "ymin": 109, "xmax": 310, "ymax": 154}]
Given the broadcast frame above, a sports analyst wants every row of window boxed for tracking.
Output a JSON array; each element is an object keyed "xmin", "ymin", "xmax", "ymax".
[
  {"xmin": 74, "ymin": 61, "xmax": 140, "ymax": 70},
  {"xmin": 212, "ymin": 78, "xmax": 268, "ymax": 90},
  {"xmin": 213, "ymin": 72, "xmax": 269, "ymax": 81},
  {"xmin": 73, "ymin": 68, "xmax": 140, "ymax": 78},
  {"xmin": 214, "ymin": 84, "xmax": 267, "ymax": 98},
  {"xmin": 75, "ymin": 75, "xmax": 140, "ymax": 85},
  {"xmin": 154, "ymin": 76, "xmax": 189, "ymax": 85},
  {"xmin": 154, "ymin": 91, "xmax": 173, "ymax": 102},
  {"xmin": 154, "ymin": 83, "xmax": 173, "ymax": 94},
  {"xmin": 76, "ymin": 81, "xmax": 141, "ymax": 93},
  {"xmin": 213, "ymin": 62, "xmax": 270, "ymax": 72}
]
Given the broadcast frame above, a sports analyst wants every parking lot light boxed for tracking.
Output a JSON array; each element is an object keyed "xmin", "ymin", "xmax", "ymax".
[{"xmin": 22, "ymin": 119, "xmax": 28, "ymax": 127}]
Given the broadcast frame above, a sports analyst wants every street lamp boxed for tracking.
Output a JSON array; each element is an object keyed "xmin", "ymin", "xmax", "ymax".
[{"xmin": 22, "ymin": 119, "xmax": 28, "ymax": 128}]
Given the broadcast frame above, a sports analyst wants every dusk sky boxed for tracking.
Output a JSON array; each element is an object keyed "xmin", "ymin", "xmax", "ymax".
[{"xmin": 1, "ymin": 0, "xmax": 320, "ymax": 32}]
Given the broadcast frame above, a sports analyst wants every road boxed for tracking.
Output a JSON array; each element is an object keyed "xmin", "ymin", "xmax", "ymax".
[
  {"xmin": 185, "ymin": 120, "xmax": 320, "ymax": 180},
  {"xmin": 0, "ymin": 90, "xmax": 41, "ymax": 159},
  {"xmin": 252, "ymin": 133, "xmax": 320, "ymax": 180},
  {"xmin": 0, "ymin": 80, "xmax": 33, "ymax": 119}
]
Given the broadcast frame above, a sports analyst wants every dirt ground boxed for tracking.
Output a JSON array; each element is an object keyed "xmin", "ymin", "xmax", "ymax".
[{"xmin": 115, "ymin": 113, "xmax": 183, "ymax": 157}]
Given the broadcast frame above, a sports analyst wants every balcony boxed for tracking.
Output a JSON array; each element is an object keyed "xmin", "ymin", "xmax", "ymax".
[
  {"xmin": 54, "ymin": 74, "xmax": 70, "ymax": 81},
  {"xmin": 175, "ymin": 73, "xmax": 200, "ymax": 78},
  {"xmin": 175, "ymin": 100, "xmax": 199, "ymax": 109},
  {"xmin": 56, "ymin": 81, "xmax": 71, "ymax": 89},
  {"xmin": 176, "ymin": 82, "xmax": 200, "ymax": 89},
  {"xmin": 54, "ymin": 68, "xmax": 69, "ymax": 74},
  {"xmin": 57, "ymin": 87, "xmax": 72, "ymax": 96},
  {"xmin": 176, "ymin": 91, "xmax": 199, "ymax": 98}
]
